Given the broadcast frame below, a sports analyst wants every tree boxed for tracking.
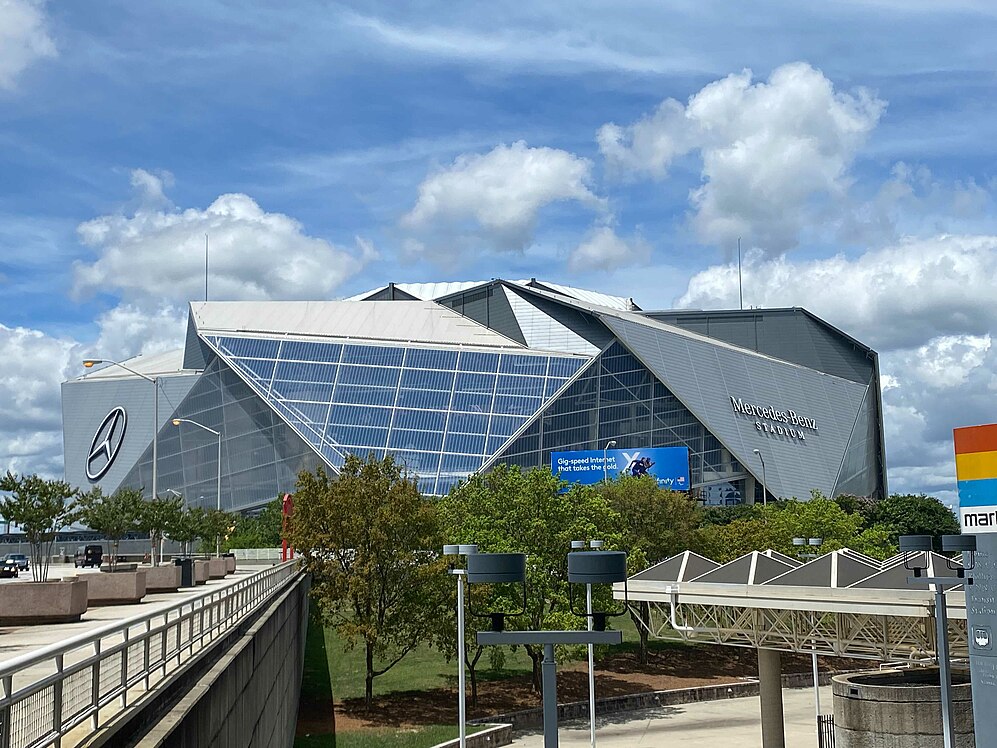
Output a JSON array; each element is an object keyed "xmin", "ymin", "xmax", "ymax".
[
  {"xmin": 225, "ymin": 497, "xmax": 283, "ymax": 550},
  {"xmin": 0, "ymin": 472, "xmax": 79, "ymax": 582},
  {"xmin": 866, "ymin": 494, "xmax": 960, "ymax": 546},
  {"xmin": 287, "ymin": 454, "xmax": 446, "ymax": 709},
  {"xmin": 598, "ymin": 475, "xmax": 700, "ymax": 663},
  {"xmin": 138, "ymin": 494, "xmax": 183, "ymax": 564},
  {"xmin": 78, "ymin": 487, "xmax": 144, "ymax": 570},
  {"xmin": 438, "ymin": 464, "xmax": 623, "ymax": 693}
]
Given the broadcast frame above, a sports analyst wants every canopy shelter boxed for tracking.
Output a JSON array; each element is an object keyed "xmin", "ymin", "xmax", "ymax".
[{"xmin": 619, "ymin": 548, "xmax": 968, "ymax": 663}]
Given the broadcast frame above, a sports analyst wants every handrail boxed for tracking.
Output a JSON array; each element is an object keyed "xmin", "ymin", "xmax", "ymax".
[{"xmin": 0, "ymin": 560, "xmax": 301, "ymax": 748}]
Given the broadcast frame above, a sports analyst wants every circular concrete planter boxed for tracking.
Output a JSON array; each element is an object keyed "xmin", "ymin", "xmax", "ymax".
[
  {"xmin": 833, "ymin": 668, "xmax": 974, "ymax": 747},
  {"xmin": 0, "ymin": 578, "xmax": 89, "ymax": 624}
]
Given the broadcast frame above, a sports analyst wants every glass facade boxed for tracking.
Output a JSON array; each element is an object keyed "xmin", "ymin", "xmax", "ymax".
[
  {"xmin": 493, "ymin": 343, "xmax": 746, "ymax": 488},
  {"xmin": 121, "ymin": 356, "xmax": 322, "ymax": 512},
  {"xmin": 205, "ymin": 335, "xmax": 588, "ymax": 496}
]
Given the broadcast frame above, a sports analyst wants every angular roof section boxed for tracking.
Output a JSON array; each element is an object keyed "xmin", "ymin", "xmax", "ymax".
[
  {"xmin": 688, "ymin": 551, "xmax": 797, "ymax": 585},
  {"xmin": 188, "ymin": 300, "xmax": 530, "ymax": 350},
  {"xmin": 346, "ymin": 279, "xmax": 636, "ymax": 311},
  {"xmin": 631, "ymin": 551, "xmax": 720, "ymax": 583},
  {"xmin": 766, "ymin": 550, "xmax": 880, "ymax": 588}
]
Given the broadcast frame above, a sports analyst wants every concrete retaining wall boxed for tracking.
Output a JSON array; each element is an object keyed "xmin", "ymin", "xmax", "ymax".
[{"xmin": 131, "ymin": 573, "xmax": 310, "ymax": 748}]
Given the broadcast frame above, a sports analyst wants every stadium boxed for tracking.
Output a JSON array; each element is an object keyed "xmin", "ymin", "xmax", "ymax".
[{"xmin": 62, "ymin": 279, "xmax": 887, "ymax": 513}]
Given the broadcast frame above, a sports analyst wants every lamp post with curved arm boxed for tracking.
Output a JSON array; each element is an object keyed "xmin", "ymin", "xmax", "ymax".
[
  {"xmin": 172, "ymin": 418, "xmax": 222, "ymax": 557},
  {"xmin": 83, "ymin": 358, "xmax": 160, "ymax": 502}
]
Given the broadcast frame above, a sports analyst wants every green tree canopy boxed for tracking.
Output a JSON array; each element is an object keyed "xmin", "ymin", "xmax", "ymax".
[
  {"xmin": 138, "ymin": 494, "xmax": 183, "ymax": 564},
  {"xmin": 78, "ymin": 486, "xmax": 144, "ymax": 570},
  {"xmin": 866, "ymin": 494, "xmax": 960, "ymax": 546},
  {"xmin": 0, "ymin": 472, "xmax": 79, "ymax": 581},
  {"xmin": 288, "ymin": 454, "xmax": 445, "ymax": 709},
  {"xmin": 438, "ymin": 464, "xmax": 623, "ymax": 691}
]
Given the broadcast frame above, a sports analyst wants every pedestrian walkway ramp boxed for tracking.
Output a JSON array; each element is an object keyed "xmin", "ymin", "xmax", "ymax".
[{"xmin": 618, "ymin": 549, "xmax": 968, "ymax": 662}]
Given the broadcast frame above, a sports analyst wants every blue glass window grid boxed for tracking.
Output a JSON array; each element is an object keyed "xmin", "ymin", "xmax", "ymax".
[{"xmin": 212, "ymin": 335, "xmax": 588, "ymax": 495}]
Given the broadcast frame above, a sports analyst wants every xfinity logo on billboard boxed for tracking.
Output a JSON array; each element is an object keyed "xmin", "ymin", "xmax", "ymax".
[
  {"xmin": 730, "ymin": 396, "xmax": 817, "ymax": 440},
  {"xmin": 86, "ymin": 406, "xmax": 127, "ymax": 481}
]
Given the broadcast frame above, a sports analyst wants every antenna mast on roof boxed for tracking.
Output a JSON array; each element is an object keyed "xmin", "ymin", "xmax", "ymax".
[{"xmin": 737, "ymin": 237, "xmax": 743, "ymax": 310}]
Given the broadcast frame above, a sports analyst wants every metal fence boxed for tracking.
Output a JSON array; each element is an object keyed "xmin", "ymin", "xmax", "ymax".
[
  {"xmin": 818, "ymin": 714, "xmax": 835, "ymax": 748},
  {"xmin": 0, "ymin": 560, "xmax": 299, "ymax": 748}
]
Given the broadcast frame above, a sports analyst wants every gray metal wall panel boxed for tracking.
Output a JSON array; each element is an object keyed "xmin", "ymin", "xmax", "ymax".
[
  {"xmin": 61, "ymin": 374, "xmax": 199, "ymax": 493},
  {"xmin": 602, "ymin": 316, "xmax": 871, "ymax": 501}
]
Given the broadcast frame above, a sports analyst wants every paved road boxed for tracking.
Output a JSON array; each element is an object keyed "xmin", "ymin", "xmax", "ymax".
[{"xmin": 511, "ymin": 685, "xmax": 830, "ymax": 748}]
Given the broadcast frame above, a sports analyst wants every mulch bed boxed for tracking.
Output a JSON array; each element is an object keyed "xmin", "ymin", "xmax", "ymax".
[{"xmin": 297, "ymin": 644, "xmax": 872, "ymax": 735}]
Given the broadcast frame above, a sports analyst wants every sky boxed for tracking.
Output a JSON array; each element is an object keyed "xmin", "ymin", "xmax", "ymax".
[{"xmin": 2, "ymin": 0, "xmax": 997, "ymax": 506}]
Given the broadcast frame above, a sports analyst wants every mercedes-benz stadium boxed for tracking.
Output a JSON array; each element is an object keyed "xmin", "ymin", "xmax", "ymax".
[{"xmin": 61, "ymin": 279, "xmax": 887, "ymax": 513}]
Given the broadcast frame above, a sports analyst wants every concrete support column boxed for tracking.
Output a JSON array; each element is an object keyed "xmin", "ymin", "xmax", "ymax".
[{"xmin": 758, "ymin": 648, "xmax": 786, "ymax": 748}]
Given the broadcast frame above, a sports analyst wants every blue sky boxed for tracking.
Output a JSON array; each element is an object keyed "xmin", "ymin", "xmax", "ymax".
[{"xmin": 3, "ymin": 0, "xmax": 997, "ymax": 504}]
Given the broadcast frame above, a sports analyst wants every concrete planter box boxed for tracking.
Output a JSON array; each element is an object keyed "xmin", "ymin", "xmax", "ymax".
[
  {"xmin": 193, "ymin": 560, "xmax": 209, "ymax": 585},
  {"xmin": 0, "ymin": 578, "xmax": 88, "ymax": 624},
  {"xmin": 143, "ymin": 564, "xmax": 182, "ymax": 593},
  {"xmin": 207, "ymin": 557, "xmax": 227, "ymax": 579},
  {"xmin": 224, "ymin": 556, "xmax": 236, "ymax": 574},
  {"xmin": 86, "ymin": 569, "xmax": 147, "ymax": 606}
]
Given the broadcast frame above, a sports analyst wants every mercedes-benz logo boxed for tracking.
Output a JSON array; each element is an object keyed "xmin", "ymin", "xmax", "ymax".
[{"xmin": 86, "ymin": 407, "xmax": 128, "ymax": 481}]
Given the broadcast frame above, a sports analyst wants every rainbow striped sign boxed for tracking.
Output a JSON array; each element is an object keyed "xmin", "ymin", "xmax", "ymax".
[{"xmin": 955, "ymin": 424, "xmax": 997, "ymax": 533}]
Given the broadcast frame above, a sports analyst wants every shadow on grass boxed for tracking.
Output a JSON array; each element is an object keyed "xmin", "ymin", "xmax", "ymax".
[{"xmin": 297, "ymin": 604, "xmax": 336, "ymax": 745}]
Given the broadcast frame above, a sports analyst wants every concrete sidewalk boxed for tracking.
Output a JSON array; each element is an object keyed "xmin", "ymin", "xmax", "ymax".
[{"xmin": 510, "ymin": 685, "xmax": 830, "ymax": 747}]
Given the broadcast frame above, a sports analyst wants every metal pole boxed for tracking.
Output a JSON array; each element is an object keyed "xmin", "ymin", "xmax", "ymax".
[
  {"xmin": 587, "ymin": 582, "xmax": 596, "ymax": 748},
  {"xmin": 812, "ymin": 650, "xmax": 820, "ymax": 725},
  {"xmin": 215, "ymin": 432, "xmax": 222, "ymax": 557},
  {"xmin": 542, "ymin": 643, "xmax": 558, "ymax": 748},
  {"xmin": 152, "ymin": 377, "xmax": 158, "ymax": 504},
  {"xmin": 457, "ymin": 571, "xmax": 467, "ymax": 748},
  {"xmin": 934, "ymin": 587, "xmax": 955, "ymax": 748}
]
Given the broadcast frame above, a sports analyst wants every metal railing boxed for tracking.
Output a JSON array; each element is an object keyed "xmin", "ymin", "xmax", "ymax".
[{"xmin": 0, "ymin": 560, "xmax": 300, "ymax": 748}]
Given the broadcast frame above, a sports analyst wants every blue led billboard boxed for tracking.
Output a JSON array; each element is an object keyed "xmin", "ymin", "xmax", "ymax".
[{"xmin": 552, "ymin": 447, "xmax": 690, "ymax": 490}]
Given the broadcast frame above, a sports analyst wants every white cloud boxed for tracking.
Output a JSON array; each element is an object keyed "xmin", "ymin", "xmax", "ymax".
[
  {"xmin": 402, "ymin": 141, "xmax": 604, "ymax": 256},
  {"xmin": 568, "ymin": 226, "xmax": 650, "ymax": 273},
  {"xmin": 0, "ymin": 324, "xmax": 80, "ymax": 477},
  {"xmin": 598, "ymin": 62, "xmax": 885, "ymax": 252},
  {"xmin": 73, "ymin": 170, "xmax": 374, "ymax": 305},
  {"xmin": 0, "ymin": 0, "xmax": 56, "ymax": 89},
  {"xmin": 678, "ymin": 234, "xmax": 997, "ymax": 351}
]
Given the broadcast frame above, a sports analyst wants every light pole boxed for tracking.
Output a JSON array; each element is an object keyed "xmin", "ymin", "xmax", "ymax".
[
  {"xmin": 572, "ymin": 539, "xmax": 605, "ymax": 748},
  {"xmin": 443, "ymin": 544, "xmax": 478, "ymax": 748},
  {"xmin": 793, "ymin": 536, "xmax": 824, "ymax": 727},
  {"xmin": 602, "ymin": 441, "xmax": 616, "ymax": 483},
  {"xmin": 172, "ymin": 418, "xmax": 222, "ymax": 557},
  {"xmin": 83, "ymin": 358, "xmax": 160, "ymax": 502},
  {"xmin": 899, "ymin": 534, "xmax": 976, "ymax": 748},
  {"xmin": 752, "ymin": 448, "xmax": 767, "ymax": 506}
]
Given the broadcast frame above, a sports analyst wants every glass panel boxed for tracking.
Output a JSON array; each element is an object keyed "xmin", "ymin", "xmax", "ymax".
[
  {"xmin": 342, "ymin": 344, "xmax": 405, "ymax": 367},
  {"xmin": 457, "ymin": 351, "xmax": 499, "ymax": 373},
  {"xmin": 397, "ymin": 389, "xmax": 450, "ymax": 410},
  {"xmin": 405, "ymin": 348, "xmax": 459, "ymax": 370},
  {"xmin": 499, "ymin": 354, "xmax": 548, "ymax": 376}
]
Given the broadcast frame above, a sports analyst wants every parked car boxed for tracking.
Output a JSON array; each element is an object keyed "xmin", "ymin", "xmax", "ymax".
[
  {"xmin": 0, "ymin": 558, "xmax": 18, "ymax": 578},
  {"xmin": 6, "ymin": 553, "xmax": 28, "ymax": 570},
  {"xmin": 73, "ymin": 545, "xmax": 103, "ymax": 568}
]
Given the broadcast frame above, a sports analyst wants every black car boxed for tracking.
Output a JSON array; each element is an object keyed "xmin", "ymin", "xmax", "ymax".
[
  {"xmin": 74, "ymin": 545, "xmax": 103, "ymax": 568},
  {"xmin": 6, "ymin": 553, "xmax": 28, "ymax": 571},
  {"xmin": 0, "ymin": 558, "xmax": 18, "ymax": 578}
]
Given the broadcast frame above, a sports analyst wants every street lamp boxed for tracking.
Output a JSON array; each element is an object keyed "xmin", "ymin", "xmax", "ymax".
[
  {"xmin": 83, "ymin": 358, "xmax": 160, "ymax": 502},
  {"xmin": 899, "ymin": 533, "xmax": 977, "ymax": 748},
  {"xmin": 172, "ymin": 418, "xmax": 222, "ymax": 557},
  {"xmin": 443, "ymin": 543, "xmax": 478, "ymax": 748},
  {"xmin": 571, "ymin": 539, "xmax": 607, "ymax": 748},
  {"xmin": 752, "ymin": 449, "xmax": 767, "ymax": 506},
  {"xmin": 602, "ymin": 441, "xmax": 617, "ymax": 482}
]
